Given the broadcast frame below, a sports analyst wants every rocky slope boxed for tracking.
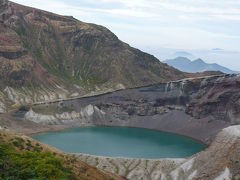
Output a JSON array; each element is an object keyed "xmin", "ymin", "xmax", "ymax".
[{"xmin": 186, "ymin": 74, "xmax": 240, "ymax": 124}]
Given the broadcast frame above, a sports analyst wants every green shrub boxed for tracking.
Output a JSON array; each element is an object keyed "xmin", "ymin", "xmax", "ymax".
[
  {"xmin": 35, "ymin": 48, "xmax": 43, "ymax": 59},
  {"xmin": 0, "ymin": 143, "xmax": 73, "ymax": 179},
  {"xmin": 11, "ymin": 138, "xmax": 25, "ymax": 150}
]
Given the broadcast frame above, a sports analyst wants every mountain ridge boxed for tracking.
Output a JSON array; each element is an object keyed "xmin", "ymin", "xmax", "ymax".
[{"xmin": 164, "ymin": 56, "xmax": 235, "ymax": 74}]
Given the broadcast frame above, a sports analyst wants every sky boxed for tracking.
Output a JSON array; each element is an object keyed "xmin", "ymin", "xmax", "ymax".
[{"xmin": 12, "ymin": 0, "xmax": 240, "ymax": 70}]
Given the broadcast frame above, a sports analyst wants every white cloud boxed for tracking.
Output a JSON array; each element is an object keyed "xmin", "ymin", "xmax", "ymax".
[{"xmin": 12, "ymin": 0, "xmax": 240, "ymax": 21}]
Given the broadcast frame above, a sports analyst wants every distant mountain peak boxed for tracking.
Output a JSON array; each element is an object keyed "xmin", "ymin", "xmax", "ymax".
[
  {"xmin": 193, "ymin": 58, "xmax": 205, "ymax": 63},
  {"xmin": 164, "ymin": 57, "xmax": 235, "ymax": 74}
]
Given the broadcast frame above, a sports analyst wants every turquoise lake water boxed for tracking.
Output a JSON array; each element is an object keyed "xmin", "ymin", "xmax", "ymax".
[{"xmin": 33, "ymin": 126, "xmax": 205, "ymax": 159}]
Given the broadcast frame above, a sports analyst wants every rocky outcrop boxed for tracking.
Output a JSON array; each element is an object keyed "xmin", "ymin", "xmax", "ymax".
[
  {"xmin": 3, "ymin": 85, "xmax": 75, "ymax": 105},
  {"xmin": 186, "ymin": 74, "xmax": 240, "ymax": 124},
  {"xmin": 25, "ymin": 104, "xmax": 106, "ymax": 125},
  {"xmin": 0, "ymin": 102, "xmax": 6, "ymax": 113},
  {"xmin": 24, "ymin": 109, "xmax": 57, "ymax": 124},
  {"xmin": 170, "ymin": 125, "xmax": 240, "ymax": 179},
  {"xmin": 0, "ymin": 49, "xmax": 27, "ymax": 59},
  {"xmin": 77, "ymin": 154, "xmax": 184, "ymax": 180}
]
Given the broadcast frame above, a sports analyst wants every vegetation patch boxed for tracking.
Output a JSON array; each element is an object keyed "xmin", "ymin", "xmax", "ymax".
[{"xmin": 0, "ymin": 142, "xmax": 73, "ymax": 179}]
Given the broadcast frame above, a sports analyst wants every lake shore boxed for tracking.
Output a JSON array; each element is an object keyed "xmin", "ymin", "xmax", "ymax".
[{"xmin": 1, "ymin": 109, "xmax": 229, "ymax": 145}]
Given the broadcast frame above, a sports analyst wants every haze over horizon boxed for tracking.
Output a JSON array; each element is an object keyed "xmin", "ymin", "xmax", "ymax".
[{"xmin": 12, "ymin": 0, "xmax": 240, "ymax": 71}]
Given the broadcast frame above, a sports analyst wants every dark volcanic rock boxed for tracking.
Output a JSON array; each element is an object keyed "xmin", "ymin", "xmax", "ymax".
[
  {"xmin": 186, "ymin": 74, "xmax": 240, "ymax": 124},
  {"xmin": 0, "ymin": 49, "xmax": 27, "ymax": 59}
]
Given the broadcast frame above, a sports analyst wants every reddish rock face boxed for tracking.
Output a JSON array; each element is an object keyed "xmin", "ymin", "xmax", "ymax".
[
  {"xmin": 186, "ymin": 74, "xmax": 240, "ymax": 124},
  {"xmin": 0, "ymin": 2, "xmax": 56, "ymax": 87}
]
